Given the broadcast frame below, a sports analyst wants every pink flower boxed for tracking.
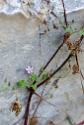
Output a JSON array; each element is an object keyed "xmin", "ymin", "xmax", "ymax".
[{"xmin": 26, "ymin": 66, "xmax": 34, "ymax": 74}]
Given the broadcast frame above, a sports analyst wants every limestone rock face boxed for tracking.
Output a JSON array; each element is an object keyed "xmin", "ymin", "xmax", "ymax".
[
  {"xmin": 0, "ymin": 0, "xmax": 84, "ymax": 20},
  {"xmin": 0, "ymin": 6, "xmax": 84, "ymax": 125}
]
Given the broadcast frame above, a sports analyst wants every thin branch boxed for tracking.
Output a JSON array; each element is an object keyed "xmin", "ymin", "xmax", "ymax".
[
  {"xmin": 80, "ymin": 71, "xmax": 84, "ymax": 94},
  {"xmin": 32, "ymin": 86, "xmax": 45, "ymax": 117},
  {"xmin": 80, "ymin": 70, "xmax": 84, "ymax": 80},
  {"xmin": 24, "ymin": 53, "xmax": 72, "ymax": 125},
  {"xmin": 32, "ymin": 98, "xmax": 41, "ymax": 117},
  {"xmin": 42, "ymin": 41, "xmax": 64, "ymax": 71},
  {"xmin": 75, "ymin": 54, "xmax": 79, "ymax": 68},
  {"xmin": 37, "ymin": 53, "xmax": 72, "ymax": 88},
  {"xmin": 24, "ymin": 40, "xmax": 64, "ymax": 125},
  {"xmin": 24, "ymin": 34, "xmax": 84, "ymax": 125},
  {"xmin": 24, "ymin": 91, "xmax": 34, "ymax": 125},
  {"xmin": 26, "ymin": 88, "xmax": 60, "ymax": 109},
  {"xmin": 33, "ymin": 91, "xmax": 57, "ymax": 108},
  {"xmin": 75, "ymin": 54, "xmax": 84, "ymax": 94},
  {"xmin": 61, "ymin": 0, "xmax": 68, "ymax": 26},
  {"xmin": 79, "ymin": 35, "xmax": 84, "ymax": 43},
  {"xmin": 33, "ymin": 91, "xmax": 75, "ymax": 125}
]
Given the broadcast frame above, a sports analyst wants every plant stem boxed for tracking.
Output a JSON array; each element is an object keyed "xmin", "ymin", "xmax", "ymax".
[
  {"xmin": 24, "ymin": 91, "xmax": 33, "ymax": 125},
  {"xmin": 37, "ymin": 53, "xmax": 72, "ymax": 88},
  {"xmin": 24, "ymin": 52, "xmax": 72, "ymax": 125},
  {"xmin": 80, "ymin": 70, "xmax": 84, "ymax": 80},
  {"xmin": 75, "ymin": 54, "xmax": 79, "ymax": 68},
  {"xmin": 61, "ymin": 0, "xmax": 68, "ymax": 26},
  {"xmin": 33, "ymin": 91, "xmax": 60, "ymax": 108},
  {"xmin": 75, "ymin": 35, "xmax": 84, "ymax": 93},
  {"xmin": 79, "ymin": 35, "xmax": 84, "ymax": 43},
  {"xmin": 32, "ymin": 86, "xmax": 45, "ymax": 117},
  {"xmin": 43, "ymin": 42, "xmax": 64, "ymax": 71},
  {"xmin": 24, "ymin": 41, "xmax": 64, "ymax": 125},
  {"xmin": 24, "ymin": 35, "xmax": 84, "ymax": 125}
]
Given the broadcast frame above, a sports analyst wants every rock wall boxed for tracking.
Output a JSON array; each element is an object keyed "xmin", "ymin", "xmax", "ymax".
[
  {"xmin": 0, "ymin": 0, "xmax": 84, "ymax": 21},
  {"xmin": 0, "ymin": 5, "xmax": 84, "ymax": 125}
]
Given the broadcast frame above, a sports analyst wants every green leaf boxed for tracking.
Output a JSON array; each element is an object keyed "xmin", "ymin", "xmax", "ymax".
[
  {"xmin": 36, "ymin": 77, "xmax": 41, "ymax": 82},
  {"xmin": 12, "ymin": 86, "xmax": 15, "ymax": 90},
  {"xmin": 12, "ymin": 84, "xmax": 17, "ymax": 90},
  {"xmin": 50, "ymin": 94, "xmax": 53, "ymax": 98},
  {"xmin": 8, "ymin": 82, "xmax": 11, "ymax": 87},
  {"xmin": 4, "ymin": 78, "xmax": 7, "ymax": 83},
  {"xmin": 17, "ymin": 80, "xmax": 27, "ymax": 88},
  {"xmin": 78, "ymin": 30, "xmax": 84, "ymax": 36},
  {"xmin": 31, "ymin": 84, "xmax": 37, "ymax": 90},
  {"xmin": 59, "ymin": 19, "xmax": 63, "ymax": 25},
  {"xmin": 65, "ymin": 28, "xmax": 73, "ymax": 34},
  {"xmin": 42, "ymin": 74, "xmax": 48, "ymax": 80},
  {"xmin": 0, "ymin": 86, "xmax": 8, "ymax": 92},
  {"xmin": 72, "ymin": 19, "xmax": 74, "ymax": 23},
  {"xmin": 40, "ymin": 67, "xmax": 44, "ymax": 73},
  {"xmin": 31, "ymin": 74, "xmax": 37, "ymax": 81},
  {"xmin": 31, "ymin": 74, "xmax": 41, "ymax": 82},
  {"xmin": 2, "ymin": 87, "xmax": 8, "ymax": 92}
]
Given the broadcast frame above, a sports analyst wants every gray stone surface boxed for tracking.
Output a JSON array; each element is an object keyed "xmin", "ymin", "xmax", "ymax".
[
  {"xmin": 0, "ymin": 9, "xmax": 84, "ymax": 125},
  {"xmin": 0, "ymin": 0, "xmax": 84, "ymax": 20}
]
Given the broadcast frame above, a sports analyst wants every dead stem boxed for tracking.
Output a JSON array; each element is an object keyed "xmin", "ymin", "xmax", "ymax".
[
  {"xmin": 79, "ymin": 35, "xmax": 84, "ymax": 43},
  {"xmin": 33, "ymin": 91, "xmax": 57, "ymax": 108},
  {"xmin": 31, "ymin": 90, "xmax": 75, "ymax": 124},
  {"xmin": 32, "ymin": 86, "xmax": 45, "ymax": 117},
  {"xmin": 80, "ymin": 70, "xmax": 84, "ymax": 80},
  {"xmin": 75, "ymin": 35, "xmax": 84, "ymax": 93},
  {"xmin": 75, "ymin": 54, "xmax": 84, "ymax": 94},
  {"xmin": 80, "ymin": 71, "xmax": 84, "ymax": 94},
  {"xmin": 75, "ymin": 54, "xmax": 79, "ymax": 68}
]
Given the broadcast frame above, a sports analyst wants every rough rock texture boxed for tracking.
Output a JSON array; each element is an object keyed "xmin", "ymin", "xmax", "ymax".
[
  {"xmin": 0, "ymin": 0, "xmax": 84, "ymax": 20},
  {"xmin": 0, "ymin": 8, "xmax": 84, "ymax": 125}
]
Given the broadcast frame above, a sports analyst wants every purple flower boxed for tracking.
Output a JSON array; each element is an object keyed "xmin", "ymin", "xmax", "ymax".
[{"xmin": 26, "ymin": 66, "xmax": 34, "ymax": 74}]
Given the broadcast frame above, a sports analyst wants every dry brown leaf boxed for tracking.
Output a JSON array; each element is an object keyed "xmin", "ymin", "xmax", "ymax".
[
  {"xmin": 46, "ymin": 0, "xmax": 50, "ymax": 4},
  {"xmin": 29, "ymin": 117, "xmax": 38, "ymax": 125},
  {"xmin": 64, "ymin": 32, "xmax": 70, "ymax": 41},
  {"xmin": 72, "ymin": 64, "xmax": 79, "ymax": 74},
  {"xmin": 53, "ymin": 23, "xmax": 58, "ymax": 29},
  {"xmin": 64, "ymin": 39, "xmax": 81, "ymax": 56},
  {"xmin": 65, "ymin": 40, "xmax": 74, "ymax": 50},
  {"xmin": 43, "ymin": 20, "xmax": 47, "ymax": 25},
  {"xmin": 10, "ymin": 97, "xmax": 22, "ymax": 116},
  {"xmin": 47, "ymin": 120, "xmax": 55, "ymax": 125},
  {"xmin": 44, "ymin": 28, "xmax": 50, "ymax": 34},
  {"xmin": 45, "ymin": 80, "xmax": 50, "ymax": 85}
]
